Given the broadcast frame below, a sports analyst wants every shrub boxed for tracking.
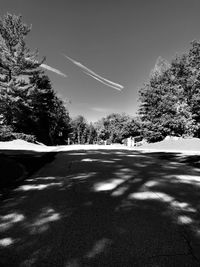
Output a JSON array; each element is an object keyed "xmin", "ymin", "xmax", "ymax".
[
  {"xmin": 12, "ymin": 133, "xmax": 36, "ymax": 143},
  {"xmin": 0, "ymin": 125, "xmax": 14, "ymax": 141},
  {"xmin": 0, "ymin": 125, "xmax": 36, "ymax": 143},
  {"xmin": 145, "ymin": 131, "xmax": 165, "ymax": 143}
]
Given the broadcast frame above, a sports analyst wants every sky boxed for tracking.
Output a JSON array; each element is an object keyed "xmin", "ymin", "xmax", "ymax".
[{"xmin": 1, "ymin": 0, "xmax": 200, "ymax": 122}]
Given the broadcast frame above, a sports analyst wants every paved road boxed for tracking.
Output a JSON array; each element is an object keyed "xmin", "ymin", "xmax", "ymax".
[{"xmin": 0, "ymin": 149, "xmax": 200, "ymax": 266}]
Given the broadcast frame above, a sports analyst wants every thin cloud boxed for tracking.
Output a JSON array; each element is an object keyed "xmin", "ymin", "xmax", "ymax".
[
  {"xmin": 91, "ymin": 107, "xmax": 109, "ymax": 112},
  {"xmin": 63, "ymin": 54, "xmax": 123, "ymax": 91},
  {"xmin": 41, "ymin": 63, "xmax": 67, "ymax": 77}
]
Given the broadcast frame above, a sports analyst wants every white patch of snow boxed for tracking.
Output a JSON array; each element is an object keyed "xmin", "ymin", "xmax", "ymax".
[{"xmin": 1, "ymin": 138, "xmax": 200, "ymax": 154}]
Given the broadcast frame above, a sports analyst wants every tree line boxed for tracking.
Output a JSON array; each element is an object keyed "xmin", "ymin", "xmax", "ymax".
[
  {"xmin": 1, "ymin": 13, "xmax": 200, "ymax": 145},
  {"xmin": 69, "ymin": 113, "xmax": 140, "ymax": 145},
  {"xmin": 139, "ymin": 42, "xmax": 200, "ymax": 142}
]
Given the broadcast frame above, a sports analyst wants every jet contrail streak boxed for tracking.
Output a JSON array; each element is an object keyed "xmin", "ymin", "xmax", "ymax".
[
  {"xmin": 84, "ymin": 68, "xmax": 124, "ymax": 89},
  {"xmin": 41, "ymin": 64, "xmax": 67, "ymax": 77},
  {"xmin": 64, "ymin": 55, "xmax": 104, "ymax": 78},
  {"xmin": 83, "ymin": 71, "xmax": 122, "ymax": 91},
  {"xmin": 63, "ymin": 54, "xmax": 123, "ymax": 91}
]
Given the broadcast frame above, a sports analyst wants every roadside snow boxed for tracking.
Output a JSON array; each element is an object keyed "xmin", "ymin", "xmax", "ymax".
[
  {"xmin": 0, "ymin": 138, "xmax": 200, "ymax": 154},
  {"xmin": 0, "ymin": 139, "xmax": 126, "ymax": 152},
  {"xmin": 133, "ymin": 137, "xmax": 200, "ymax": 154},
  {"xmin": 0, "ymin": 139, "xmax": 53, "ymax": 152}
]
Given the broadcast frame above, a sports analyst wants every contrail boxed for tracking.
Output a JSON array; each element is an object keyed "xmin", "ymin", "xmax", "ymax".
[
  {"xmin": 63, "ymin": 54, "xmax": 123, "ymax": 91},
  {"xmin": 41, "ymin": 63, "xmax": 67, "ymax": 77},
  {"xmin": 83, "ymin": 71, "xmax": 122, "ymax": 91}
]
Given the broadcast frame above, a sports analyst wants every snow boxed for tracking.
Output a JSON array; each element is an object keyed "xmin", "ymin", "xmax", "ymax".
[
  {"xmin": 133, "ymin": 137, "xmax": 200, "ymax": 154},
  {"xmin": 0, "ymin": 138, "xmax": 200, "ymax": 154},
  {"xmin": 0, "ymin": 139, "xmax": 53, "ymax": 152},
  {"xmin": 0, "ymin": 139, "xmax": 126, "ymax": 153}
]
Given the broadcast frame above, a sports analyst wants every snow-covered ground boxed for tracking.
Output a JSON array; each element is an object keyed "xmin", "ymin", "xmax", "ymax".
[
  {"xmin": 134, "ymin": 137, "xmax": 200, "ymax": 154},
  {"xmin": 0, "ymin": 137, "xmax": 200, "ymax": 154},
  {"xmin": 0, "ymin": 140, "xmax": 54, "ymax": 152},
  {"xmin": 0, "ymin": 139, "xmax": 126, "ymax": 152}
]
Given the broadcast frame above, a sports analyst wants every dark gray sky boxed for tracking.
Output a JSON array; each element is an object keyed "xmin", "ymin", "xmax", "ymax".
[{"xmin": 1, "ymin": 0, "xmax": 200, "ymax": 121}]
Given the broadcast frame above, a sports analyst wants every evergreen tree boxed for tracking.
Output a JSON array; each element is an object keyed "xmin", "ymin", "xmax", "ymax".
[
  {"xmin": 0, "ymin": 13, "xmax": 44, "ymax": 136},
  {"xmin": 29, "ymin": 74, "xmax": 71, "ymax": 145},
  {"xmin": 0, "ymin": 13, "xmax": 43, "ymax": 82},
  {"xmin": 0, "ymin": 13, "xmax": 71, "ymax": 144}
]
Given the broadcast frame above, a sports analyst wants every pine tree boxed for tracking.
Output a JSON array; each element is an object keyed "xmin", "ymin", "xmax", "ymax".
[
  {"xmin": 0, "ymin": 13, "xmax": 44, "ymax": 135},
  {"xmin": 29, "ymin": 74, "xmax": 71, "ymax": 145},
  {"xmin": 0, "ymin": 13, "xmax": 71, "ymax": 144},
  {"xmin": 0, "ymin": 13, "xmax": 43, "ymax": 83}
]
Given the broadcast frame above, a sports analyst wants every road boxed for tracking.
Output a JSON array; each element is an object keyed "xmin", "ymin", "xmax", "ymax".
[{"xmin": 0, "ymin": 149, "xmax": 200, "ymax": 266}]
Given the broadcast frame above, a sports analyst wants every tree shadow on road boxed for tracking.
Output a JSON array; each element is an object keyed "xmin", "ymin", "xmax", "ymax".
[
  {"xmin": 0, "ymin": 150, "xmax": 57, "ymax": 197},
  {"xmin": 1, "ymin": 149, "xmax": 200, "ymax": 266}
]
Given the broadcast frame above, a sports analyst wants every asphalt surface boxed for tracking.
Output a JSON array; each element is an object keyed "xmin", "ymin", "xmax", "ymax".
[{"xmin": 0, "ymin": 149, "xmax": 200, "ymax": 266}]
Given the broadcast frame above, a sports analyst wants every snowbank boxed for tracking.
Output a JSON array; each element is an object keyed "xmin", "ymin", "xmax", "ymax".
[
  {"xmin": 0, "ymin": 138, "xmax": 200, "ymax": 154},
  {"xmin": 134, "ymin": 137, "xmax": 200, "ymax": 154},
  {"xmin": 0, "ymin": 139, "xmax": 53, "ymax": 152},
  {"xmin": 0, "ymin": 139, "xmax": 126, "ymax": 153}
]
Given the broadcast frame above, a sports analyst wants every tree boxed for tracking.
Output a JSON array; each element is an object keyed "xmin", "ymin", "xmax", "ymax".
[
  {"xmin": 49, "ymin": 96, "xmax": 71, "ymax": 145},
  {"xmin": 0, "ymin": 13, "xmax": 44, "ymax": 137},
  {"xmin": 95, "ymin": 113, "xmax": 140, "ymax": 143},
  {"xmin": 138, "ymin": 44, "xmax": 199, "ymax": 142},
  {"xmin": 150, "ymin": 56, "xmax": 170, "ymax": 79},
  {"xmin": 0, "ymin": 13, "xmax": 71, "ymax": 145},
  {"xmin": 70, "ymin": 115, "xmax": 88, "ymax": 144},
  {"xmin": 95, "ymin": 117, "xmax": 111, "ymax": 142},
  {"xmin": 29, "ymin": 74, "xmax": 71, "ymax": 145},
  {"xmin": 0, "ymin": 13, "xmax": 43, "ymax": 82},
  {"xmin": 187, "ymin": 41, "xmax": 200, "ymax": 137},
  {"xmin": 87, "ymin": 123, "xmax": 97, "ymax": 144}
]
